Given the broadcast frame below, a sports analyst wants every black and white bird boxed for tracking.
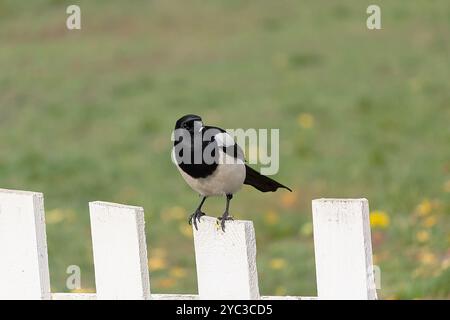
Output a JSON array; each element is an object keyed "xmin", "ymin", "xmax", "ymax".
[{"xmin": 172, "ymin": 114, "xmax": 291, "ymax": 231}]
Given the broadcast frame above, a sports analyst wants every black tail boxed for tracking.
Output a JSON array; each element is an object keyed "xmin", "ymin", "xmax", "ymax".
[{"xmin": 244, "ymin": 165, "xmax": 292, "ymax": 192}]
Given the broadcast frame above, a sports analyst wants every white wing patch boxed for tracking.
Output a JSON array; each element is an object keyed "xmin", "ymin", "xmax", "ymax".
[
  {"xmin": 214, "ymin": 132, "xmax": 235, "ymax": 147},
  {"xmin": 214, "ymin": 131, "xmax": 246, "ymax": 163}
]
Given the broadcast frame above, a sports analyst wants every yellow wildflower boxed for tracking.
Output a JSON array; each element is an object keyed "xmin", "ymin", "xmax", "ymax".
[
  {"xmin": 416, "ymin": 230, "xmax": 430, "ymax": 243},
  {"xmin": 46, "ymin": 209, "xmax": 65, "ymax": 224},
  {"xmin": 369, "ymin": 211, "xmax": 390, "ymax": 229},
  {"xmin": 280, "ymin": 192, "xmax": 297, "ymax": 209},
  {"xmin": 264, "ymin": 211, "xmax": 279, "ymax": 225},
  {"xmin": 416, "ymin": 199, "xmax": 432, "ymax": 217},
  {"xmin": 156, "ymin": 277, "xmax": 176, "ymax": 289},
  {"xmin": 297, "ymin": 113, "xmax": 315, "ymax": 129},
  {"xmin": 170, "ymin": 267, "xmax": 188, "ymax": 279},
  {"xmin": 418, "ymin": 252, "xmax": 437, "ymax": 266},
  {"xmin": 148, "ymin": 257, "xmax": 167, "ymax": 271},
  {"xmin": 422, "ymin": 215, "xmax": 437, "ymax": 228},
  {"xmin": 269, "ymin": 258, "xmax": 287, "ymax": 270}
]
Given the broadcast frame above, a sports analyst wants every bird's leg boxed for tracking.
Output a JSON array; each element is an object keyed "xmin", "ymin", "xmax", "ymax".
[
  {"xmin": 217, "ymin": 194, "xmax": 234, "ymax": 232},
  {"xmin": 189, "ymin": 196, "xmax": 207, "ymax": 231}
]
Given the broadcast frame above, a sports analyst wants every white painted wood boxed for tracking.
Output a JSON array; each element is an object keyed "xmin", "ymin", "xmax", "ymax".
[
  {"xmin": 0, "ymin": 189, "xmax": 51, "ymax": 300},
  {"xmin": 52, "ymin": 293, "xmax": 97, "ymax": 300},
  {"xmin": 261, "ymin": 296, "xmax": 317, "ymax": 300},
  {"xmin": 151, "ymin": 294, "xmax": 198, "ymax": 300},
  {"xmin": 51, "ymin": 293, "xmax": 314, "ymax": 300},
  {"xmin": 89, "ymin": 201, "xmax": 150, "ymax": 300},
  {"xmin": 193, "ymin": 216, "xmax": 260, "ymax": 300},
  {"xmin": 0, "ymin": 188, "xmax": 378, "ymax": 300},
  {"xmin": 51, "ymin": 293, "xmax": 198, "ymax": 300},
  {"xmin": 312, "ymin": 198, "xmax": 377, "ymax": 300}
]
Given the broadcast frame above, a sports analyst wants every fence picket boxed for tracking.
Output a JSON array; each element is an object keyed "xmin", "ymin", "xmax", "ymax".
[
  {"xmin": 89, "ymin": 201, "xmax": 151, "ymax": 300},
  {"xmin": 0, "ymin": 189, "xmax": 51, "ymax": 300},
  {"xmin": 312, "ymin": 198, "xmax": 378, "ymax": 300},
  {"xmin": 193, "ymin": 216, "xmax": 260, "ymax": 300}
]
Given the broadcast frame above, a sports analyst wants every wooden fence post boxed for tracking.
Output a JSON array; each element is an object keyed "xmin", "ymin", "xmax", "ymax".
[
  {"xmin": 312, "ymin": 198, "xmax": 378, "ymax": 300},
  {"xmin": 89, "ymin": 201, "xmax": 150, "ymax": 300},
  {"xmin": 193, "ymin": 216, "xmax": 260, "ymax": 300},
  {"xmin": 0, "ymin": 189, "xmax": 51, "ymax": 299}
]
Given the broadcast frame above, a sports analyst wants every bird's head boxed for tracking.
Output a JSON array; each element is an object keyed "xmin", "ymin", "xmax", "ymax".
[{"xmin": 175, "ymin": 114, "xmax": 203, "ymax": 132}]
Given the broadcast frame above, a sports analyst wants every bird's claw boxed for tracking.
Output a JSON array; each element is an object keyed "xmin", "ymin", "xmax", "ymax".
[
  {"xmin": 217, "ymin": 214, "xmax": 234, "ymax": 232},
  {"xmin": 189, "ymin": 209, "xmax": 205, "ymax": 231}
]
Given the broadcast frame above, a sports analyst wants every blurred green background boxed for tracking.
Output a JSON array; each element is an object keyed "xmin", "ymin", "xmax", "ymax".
[{"xmin": 0, "ymin": 0, "xmax": 449, "ymax": 299}]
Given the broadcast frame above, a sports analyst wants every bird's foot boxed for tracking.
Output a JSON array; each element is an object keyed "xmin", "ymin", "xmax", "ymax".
[
  {"xmin": 189, "ymin": 209, "xmax": 206, "ymax": 231},
  {"xmin": 217, "ymin": 213, "xmax": 234, "ymax": 232}
]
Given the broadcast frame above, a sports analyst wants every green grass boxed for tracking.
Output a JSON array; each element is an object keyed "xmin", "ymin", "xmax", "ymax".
[{"xmin": 0, "ymin": 0, "xmax": 449, "ymax": 299}]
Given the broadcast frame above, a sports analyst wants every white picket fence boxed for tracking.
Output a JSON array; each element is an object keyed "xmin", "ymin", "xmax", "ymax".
[{"xmin": 0, "ymin": 188, "xmax": 378, "ymax": 300}]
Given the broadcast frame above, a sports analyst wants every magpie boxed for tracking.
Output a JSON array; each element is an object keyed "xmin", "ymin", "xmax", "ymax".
[{"xmin": 172, "ymin": 114, "xmax": 291, "ymax": 231}]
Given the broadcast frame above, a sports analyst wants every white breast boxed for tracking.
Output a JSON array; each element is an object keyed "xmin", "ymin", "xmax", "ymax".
[{"xmin": 176, "ymin": 149, "xmax": 246, "ymax": 197}]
